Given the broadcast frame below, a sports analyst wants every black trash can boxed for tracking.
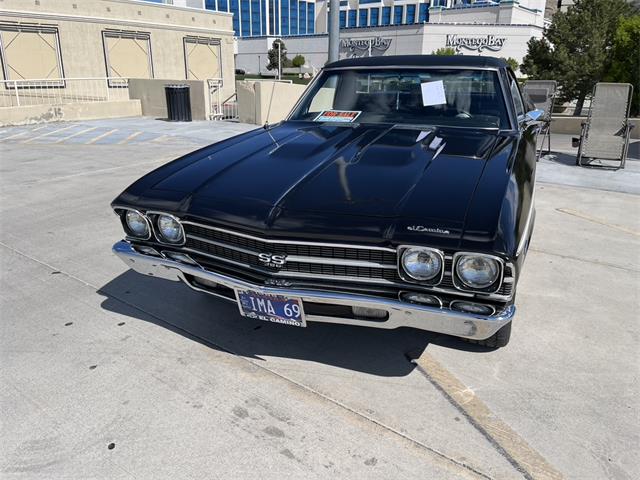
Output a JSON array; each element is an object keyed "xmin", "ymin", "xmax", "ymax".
[{"xmin": 165, "ymin": 84, "xmax": 192, "ymax": 122}]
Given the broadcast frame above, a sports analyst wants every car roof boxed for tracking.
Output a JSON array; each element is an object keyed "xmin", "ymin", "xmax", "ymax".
[{"xmin": 325, "ymin": 55, "xmax": 508, "ymax": 70}]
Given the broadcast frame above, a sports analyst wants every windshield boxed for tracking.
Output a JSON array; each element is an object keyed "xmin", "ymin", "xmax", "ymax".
[{"xmin": 289, "ymin": 68, "xmax": 510, "ymax": 129}]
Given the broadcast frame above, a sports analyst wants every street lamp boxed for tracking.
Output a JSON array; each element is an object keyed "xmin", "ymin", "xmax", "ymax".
[{"xmin": 277, "ymin": 40, "xmax": 281, "ymax": 81}]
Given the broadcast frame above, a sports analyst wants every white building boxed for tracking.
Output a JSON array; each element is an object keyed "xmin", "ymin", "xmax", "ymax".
[{"xmin": 236, "ymin": 0, "xmax": 546, "ymax": 73}]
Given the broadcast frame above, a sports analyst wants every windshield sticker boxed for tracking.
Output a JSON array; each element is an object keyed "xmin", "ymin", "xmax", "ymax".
[
  {"xmin": 314, "ymin": 110, "xmax": 361, "ymax": 123},
  {"xmin": 421, "ymin": 80, "xmax": 447, "ymax": 107}
]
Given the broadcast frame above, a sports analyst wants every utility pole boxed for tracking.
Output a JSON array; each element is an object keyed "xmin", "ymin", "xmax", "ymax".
[
  {"xmin": 277, "ymin": 40, "xmax": 281, "ymax": 80},
  {"xmin": 328, "ymin": 0, "xmax": 340, "ymax": 63}
]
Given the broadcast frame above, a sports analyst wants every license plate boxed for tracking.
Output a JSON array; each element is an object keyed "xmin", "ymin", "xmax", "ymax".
[{"xmin": 236, "ymin": 290, "xmax": 306, "ymax": 327}]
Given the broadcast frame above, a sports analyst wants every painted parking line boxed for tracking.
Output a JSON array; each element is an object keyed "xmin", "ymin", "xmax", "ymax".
[
  {"xmin": 556, "ymin": 208, "xmax": 640, "ymax": 237},
  {"xmin": 2, "ymin": 130, "xmax": 36, "ymax": 141},
  {"xmin": 91, "ymin": 128, "xmax": 139, "ymax": 145},
  {"xmin": 117, "ymin": 131, "xmax": 143, "ymax": 144},
  {"xmin": 126, "ymin": 131, "xmax": 161, "ymax": 144},
  {"xmin": 150, "ymin": 134, "xmax": 169, "ymax": 143},
  {"xmin": 85, "ymin": 129, "xmax": 117, "ymax": 145},
  {"xmin": 413, "ymin": 352, "xmax": 564, "ymax": 480},
  {"xmin": 22, "ymin": 125, "xmax": 77, "ymax": 144},
  {"xmin": 55, "ymin": 127, "xmax": 98, "ymax": 144},
  {"xmin": 0, "ymin": 125, "xmax": 49, "ymax": 140}
]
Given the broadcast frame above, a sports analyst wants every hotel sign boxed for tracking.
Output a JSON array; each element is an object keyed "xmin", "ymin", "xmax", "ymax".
[
  {"xmin": 445, "ymin": 34, "xmax": 506, "ymax": 52},
  {"xmin": 340, "ymin": 37, "xmax": 392, "ymax": 57}
]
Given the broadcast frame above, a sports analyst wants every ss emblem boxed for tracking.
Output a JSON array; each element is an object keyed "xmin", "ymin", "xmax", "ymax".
[{"xmin": 257, "ymin": 253, "xmax": 287, "ymax": 267}]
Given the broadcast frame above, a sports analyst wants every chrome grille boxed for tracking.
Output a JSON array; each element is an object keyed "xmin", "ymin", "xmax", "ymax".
[
  {"xmin": 182, "ymin": 222, "xmax": 399, "ymax": 285},
  {"xmin": 185, "ymin": 224, "xmax": 397, "ymax": 264},
  {"xmin": 176, "ymin": 221, "xmax": 514, "ymax": 299}
]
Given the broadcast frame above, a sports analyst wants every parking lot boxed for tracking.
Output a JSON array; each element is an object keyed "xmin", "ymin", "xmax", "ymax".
[{"xmin": 1, "ymin": 118, "xmax": 638, "ymax": 479}]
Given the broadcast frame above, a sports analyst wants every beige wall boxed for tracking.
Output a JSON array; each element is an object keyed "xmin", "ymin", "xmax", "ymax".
[
  {"xmin": 0, "ymin": 0, "xmax": 236, "ymax": 100},
  {"xmin": 0, "ymin": 99, "xmax": 142, "ymax": 125},
  {"xmin": 128, "ymin": 78, "xmax": 209, "ymax": 120},
  {"xmin": 237, "ymin": 80, "xmax": 307, "ymax": 124}
]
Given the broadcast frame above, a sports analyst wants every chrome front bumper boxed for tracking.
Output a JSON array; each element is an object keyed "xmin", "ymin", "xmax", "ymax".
[{"xmin": 113, "ymin": 240, "xmax": 514, "ymax": 340}]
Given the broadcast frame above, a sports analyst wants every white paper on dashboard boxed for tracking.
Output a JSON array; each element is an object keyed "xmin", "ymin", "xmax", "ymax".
[{"xmin": 421, "ymin": 80, "xmax": 447, "ymax": 106}]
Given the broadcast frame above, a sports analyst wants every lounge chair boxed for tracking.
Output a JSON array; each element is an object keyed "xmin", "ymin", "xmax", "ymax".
[
  {"xmin": 575, "ymin": 82, "xmax": 634, "ymax": 169},
  {"xmin": 523, "ymin": 80, "xmax": 557, "ymax": 160}
]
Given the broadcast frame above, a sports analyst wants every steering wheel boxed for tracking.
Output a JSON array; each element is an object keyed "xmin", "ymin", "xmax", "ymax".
[{"xmin": 455, "ymin": 110, "xmax": 473, "ymax": 119}]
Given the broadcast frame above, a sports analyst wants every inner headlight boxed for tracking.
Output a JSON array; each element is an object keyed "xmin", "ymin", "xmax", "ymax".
[
  {"xmin": 455, "ymin": 254, "xmax": 500, "ymax": 289},
  {"xmin": 124, "ymin": 210, "xmax": 149, "ymax": 238},
  {"xmin": 156, "ymin": 214, "xmax": 184, "ymax": 243},
  {"xmin": 401, "ymin": 247, "xmax": 443, "ymax": 282}
]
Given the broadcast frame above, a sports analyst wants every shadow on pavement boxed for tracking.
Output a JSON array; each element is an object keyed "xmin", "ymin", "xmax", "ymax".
[{"xmin": 98, "ymin": 271, "xmax": 494, "ymax": 378}]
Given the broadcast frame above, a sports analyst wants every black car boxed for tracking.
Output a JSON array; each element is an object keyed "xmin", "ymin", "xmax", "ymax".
[{"xmin": 112, "ymin": 55, "xmax": 541, "ymax": 348}]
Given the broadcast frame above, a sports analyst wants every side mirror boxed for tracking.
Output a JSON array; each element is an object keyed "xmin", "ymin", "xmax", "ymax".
[{"xmin": 524, "ymin": 109, "xmax": 544, "ymax": 122}]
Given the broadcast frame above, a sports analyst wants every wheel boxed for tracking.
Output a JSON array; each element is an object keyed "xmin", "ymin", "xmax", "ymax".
[{"xmin": 465, "ymin": 321, "xmax": 512, "ymax": 348}]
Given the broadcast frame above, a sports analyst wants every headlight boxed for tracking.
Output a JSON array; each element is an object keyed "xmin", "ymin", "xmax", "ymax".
[
  {"xmin": 124, "ymin": 210, "xmax": 149, "ymax": 238},
  {"xmin": 455, "ymin": 254, "xmax": 500, "ymax": 289},
  {"xmin": 401, "ymin": 247, "xmax": 443, "ymax": 282},
  {"xmin": 156, "ymin": 214, "xmax": 184, "ymax": 243}
]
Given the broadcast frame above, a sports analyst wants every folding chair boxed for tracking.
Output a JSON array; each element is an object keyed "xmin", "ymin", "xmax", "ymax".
[
  {"xmin": 575, "ymin": 82, "xmax": 634, "ymax": 170},
  {"xmin": 523, "ymin": 80, "xmax": 557, "ymax": 160}
]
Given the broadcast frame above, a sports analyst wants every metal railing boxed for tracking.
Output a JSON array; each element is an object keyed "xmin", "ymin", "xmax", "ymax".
[
  {"xmin": 208, "ymin": 78, "xmax": 240, "ymax": 121},
  {"xmin": 0, "ymin": 77, "xmax": 129, "ymax": 108},
  {"xmin": 207, "ymin": 78, "xmax": 223, "ymax": 120},
  {"xmin": 220, "ymin": 93, "xmax": 238, "ymax": 120}
]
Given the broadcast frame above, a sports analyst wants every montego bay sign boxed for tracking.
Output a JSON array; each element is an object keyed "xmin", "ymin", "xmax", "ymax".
[
  {"xmin": 445, "ymin": 34, "xmax": 506, "ymax": 52},
  {"xmin": 340, "ymin": 37, "xmax": 393, "ymax": 57}
]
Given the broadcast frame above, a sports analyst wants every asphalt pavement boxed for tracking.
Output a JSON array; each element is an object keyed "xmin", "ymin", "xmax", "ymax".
[{"xmin": 1, "ymin": 119, "xmax": 638, "ymax": 480}]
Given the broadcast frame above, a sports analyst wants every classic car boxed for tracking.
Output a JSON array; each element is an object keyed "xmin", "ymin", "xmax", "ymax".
[{"xmin": 112, "ymin": 55, "xmax": 541, "ymax": 348}]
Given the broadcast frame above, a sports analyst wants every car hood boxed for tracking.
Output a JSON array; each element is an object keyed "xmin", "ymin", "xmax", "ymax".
[{"xmin": 115, "ymin": 121, "xmax": 516, "ymax": 250}]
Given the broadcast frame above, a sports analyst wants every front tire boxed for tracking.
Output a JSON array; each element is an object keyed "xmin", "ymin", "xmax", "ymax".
[{"xmin": 465, "ymin": 322, "xmax": 512, "ymax": 348}]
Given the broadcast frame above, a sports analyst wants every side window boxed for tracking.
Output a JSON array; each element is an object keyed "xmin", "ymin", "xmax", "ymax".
[{"xmin": 509, "ymin": 75, "xmax": 525, "ymax": 117}]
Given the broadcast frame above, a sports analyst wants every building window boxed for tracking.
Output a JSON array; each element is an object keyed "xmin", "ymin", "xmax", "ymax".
[
  {"xmin": 251, "ymin": 0, "xmax": 261, "ymax": 35},
  {"xmin": 240, "ymin": 0, "xmax": 251, "ymax": 35},
  {"xmin": 348, "ymin": 10, "xmax": 357, "ymax": 27},
  {"xmin": 218, "ymin": 0, "xmax": 229, "ymax": 11},
  {"xmin": 205, "ymin": 0, "xmax": 217, "ymax": 10},
  {"xmin": 261, "ymin": 0, "xmax": 267, "ymax": 33},
  {"xmin": 359, "ymin": 0, "xmax": 380, "ymax": 3},
  {"xmin": 359, "ymin": 9, "xmax": 368, "ymax": 27},
  {"xmin": 307, "ymin": 2, "xmax": 315, "ymax": 33},
  {"xmin": 281, "ymin": 0, "xmax": 289, "ymax": 35},
  {"xmin": 418, "ymin": 3, "xmax": 429, "ymax": 22},
  {"xmin": 393, "ymin": 5, "xmax": 403, "ymax": 24},
  {"xmin": 406, "ymin": 4, "xmax": 416, "ymax": 23},
  {"xmin": 0, "ymin": 24, "xmax": 64, "ymax": 86},
  {"xmin": 290, "ymin": 0, "xmax": 298, "ymax": 34},
  {"xmin": 340, "ymin": 10, "xmax": 346, "ymax": 27},
  {"xmin": 299, "ymin": 1, "xmax": 307, "ymax": 34},
  {"xmin": 381, "ymin": 6, "xmax": 391, "ymax": 25},
  {"xmin": 230, "ymin": 0, "xmax": 240, "ymax": 35},
  {"xmin": 102, "ymin": 30, "xmax": 152, "ymax": 86},
  {"xmin": 271, "ymin": 0, "xmax": 280, "ymax": 35},
  {"xmin": 369, "ymin": 7, "xmax": 379, "ymax": 25},
  {"xmin": 183, "ymin": 36, "xmax": 221, "ymax": 80}
]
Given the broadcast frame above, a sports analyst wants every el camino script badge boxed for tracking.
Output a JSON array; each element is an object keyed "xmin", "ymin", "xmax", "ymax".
[{"xmin": 407, "ymin": 226, "xmax": 451, "ymax": 235}]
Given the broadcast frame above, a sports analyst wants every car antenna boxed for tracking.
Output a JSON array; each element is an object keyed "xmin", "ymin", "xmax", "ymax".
[{"xmin": 263, "ymin": 81, "xmax": 279, "ymax": 149}]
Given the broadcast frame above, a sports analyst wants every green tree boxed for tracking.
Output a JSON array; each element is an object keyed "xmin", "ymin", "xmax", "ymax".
[
  {"xmin": 521, "ymin": 0, "xmax": 634, "ymax": 115},
  {"xmin": 291, "ymin": 54, "xmax": 306, "ymax": 68},
  {"xmin": 432, "ymin": 47, "xmax": 457, "ymax": 56},
  {"xmin": 501, "ymin": 57, "xmax": 520, "ymax": 73},
  {"xmin": 604, "ymin": 15, "xmax": 640, "ymax": 116},
  {"xmin": 266, "ymin": 39, "xmax": 290, "ymax": 74}
]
